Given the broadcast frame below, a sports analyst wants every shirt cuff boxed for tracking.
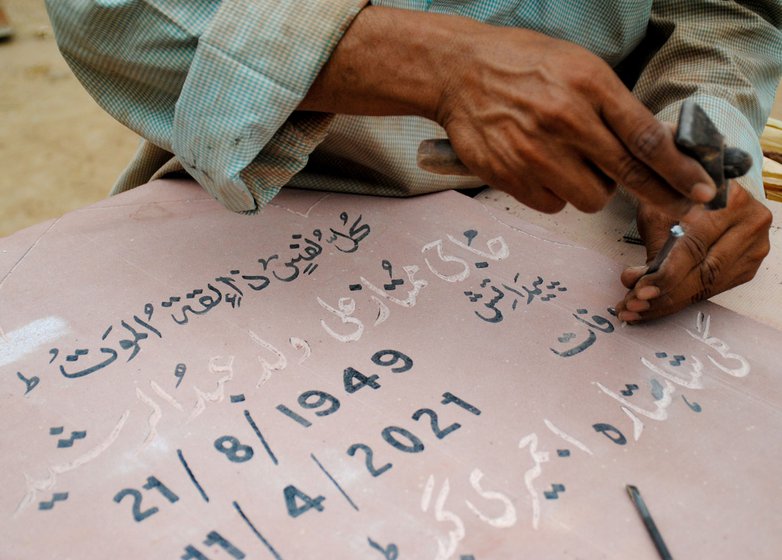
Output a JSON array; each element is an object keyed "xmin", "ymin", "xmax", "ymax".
[
  {"xmin": 172, "ymin": 0, "xmax": 367, "ymax": 212},
  {"xmin": 655, "ymin": 94, "xmax": 766, "ymax": 200}
]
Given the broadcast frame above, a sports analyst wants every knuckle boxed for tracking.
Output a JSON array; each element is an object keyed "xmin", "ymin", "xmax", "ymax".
[
  {"xmin": 570, "ymin": 58, "xmax": 605, "ymax": 93},
  {"xmin": 739, "ymin": 250, "xmax": 766, "ymax": 283},
  {"xmin": 734, "ymin": 186, "xmax": 772, "ymax": 228},
  {"xmin": 735, "ymin": 268, "xmax": 757, "ymax": 286},
  {"xmin": 494, "ymin": 159, "xmax": 532, "ymax": 190},
  {"xmin": 479, "ymin": 145, "xmax": 522, "ymax": 184},
  {"xmin": 761, "ymin": 239, "xmax": 771, "ymax": 259},
  {"xmin": 615, "ymin": 153, "xmax": 653, "ymax": 190},
  {"xmin": 516, "ymin": 142, "xmax": 548, "ymax": 170},
  {"xmin": 469, "ymin": 147, "xmax": 491, "ymax": 173},
  {"xmin": 580, "ymin": 174, "xmax": 614, "ymax": 213},
  {"xmin": 629, "ymin": 120, "xmax": 667, "ymax": 161},
  {"xmin": 753, "ymin": 236, "xmax": 771, "ymax": 260},
  {"xmin": 698, "ymin": 254, "xmax": 723, "ymax": 290},
  {"xmin": 755, "ymin": 204, "xmax": 773, "ymax": 231},
  {"xmin": 536, "ymin": 106, "xmax": 570, "ymax": 134},
  {"xmin": 534, "ymin": 91, "xmax": 580, "ymax": 134}
]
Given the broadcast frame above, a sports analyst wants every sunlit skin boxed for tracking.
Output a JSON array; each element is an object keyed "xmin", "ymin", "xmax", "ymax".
[{"xmin": 299, "ymin": 6, "xmax": 771, "ymax": 322}]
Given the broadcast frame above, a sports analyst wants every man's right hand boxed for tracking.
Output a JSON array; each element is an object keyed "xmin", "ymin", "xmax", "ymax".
[
  {"xmin": 615, "ymin": 184, "xmax": 771, "ymax": 323},
  {"xmin": 301, "ymin": 6, "xmax": 717, "ymax": 217}
]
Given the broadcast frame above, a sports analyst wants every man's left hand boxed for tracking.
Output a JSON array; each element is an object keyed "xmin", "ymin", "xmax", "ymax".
[{"xmin": 616, "ymin": 184, "xmax": 772, "ymax": 323}]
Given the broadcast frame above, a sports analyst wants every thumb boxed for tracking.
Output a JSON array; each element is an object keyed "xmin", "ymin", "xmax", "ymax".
[{"xmin": 636, "ymin": 204, "xmax": 678, "ymax": 265}]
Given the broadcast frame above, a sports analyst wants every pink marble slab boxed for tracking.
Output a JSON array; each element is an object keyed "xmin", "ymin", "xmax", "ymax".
[{"xmin": 1, "ymin": 178, "xmax": 780, "ymax": 559}]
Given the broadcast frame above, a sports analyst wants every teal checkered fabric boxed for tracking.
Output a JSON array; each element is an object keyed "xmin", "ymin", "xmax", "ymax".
[{"xmin": 46, "ymin": 0, "xmax": 782, "ymax": 213}]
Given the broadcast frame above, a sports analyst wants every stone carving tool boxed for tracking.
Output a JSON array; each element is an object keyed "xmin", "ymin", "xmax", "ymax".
[
  {"xmin": 647, "ymin": 100, "xmax": 753, "ymax": 272},
  {"xmin": 675, "ymin": 99, "xmax": 752, "ymax": 210},
  {"xmin": 626, "ymin": 485, "xmax": 673, "ymax": 560}
]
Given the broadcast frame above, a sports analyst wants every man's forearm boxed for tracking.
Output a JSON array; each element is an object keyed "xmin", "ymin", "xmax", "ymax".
[
  {"xmin": 301, "ymin": 4, "xmax": 717, "ymax": 219},
  {"xmin": 299, "ymin": 6, "xmax": 466, "ymax": 120}
]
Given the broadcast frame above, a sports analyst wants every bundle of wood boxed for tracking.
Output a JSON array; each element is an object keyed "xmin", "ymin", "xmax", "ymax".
[{"xmin": 763, "ymin": 118, "xmax": 782, "ymax": 202}]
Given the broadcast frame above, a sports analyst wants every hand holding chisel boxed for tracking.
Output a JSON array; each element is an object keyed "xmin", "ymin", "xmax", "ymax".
[
  {"xmin": 639, "ymin": 100, "xmax": 753, "ymax": 276},
  {"xmin": 615, "ymin": 101, "xmax": 769, "ymax": 323}
]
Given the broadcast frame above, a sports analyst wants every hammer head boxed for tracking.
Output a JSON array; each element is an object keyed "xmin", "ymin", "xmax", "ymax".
[{"xmin": 675, "ymin": 100, "xmax": 752, "ymax": 210}]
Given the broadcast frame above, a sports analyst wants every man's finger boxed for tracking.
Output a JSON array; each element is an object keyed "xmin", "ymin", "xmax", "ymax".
[
  {"xmin": 497, "ymin": 178, "xmax": 567, "ymax": 214},
  {"xmin": 541, "ymin": 154, "xmax": 616, "ymax": 213},
  {"xmin": 620, "ymin": 265, "xmax": 647, "ymax": 289},
  {"xmin": 619, "ymin": 225, "xmax": 729, "ymax": 322},
  {"xmin": 576, "ymin": 113, "xmax": 694, "ymax": 216},
  {"xmin": 597, "ymin": 82, "xmax": 717, "ymax": 203}
]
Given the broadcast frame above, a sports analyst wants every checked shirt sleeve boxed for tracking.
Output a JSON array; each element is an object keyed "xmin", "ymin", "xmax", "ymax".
[
  {"xmin": 47, "ymin": 0, "xmax": 367, "ymax": 213},
  {"xmin": 631, "ymin": 0, "xmax": 782, "ymax": 199}
]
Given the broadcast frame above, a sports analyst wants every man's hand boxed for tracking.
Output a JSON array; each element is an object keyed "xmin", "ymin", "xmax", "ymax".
[
  {"xmin": 615, "ymin": 184, "xmax": 772, "ymax": 323},
  {"xmin": 432, "ymin": 23, "xmax": 716, "ymax": 216},
  {"xmin": 301, "ymin": 7, "xmax": 716, "ymax": 216}
]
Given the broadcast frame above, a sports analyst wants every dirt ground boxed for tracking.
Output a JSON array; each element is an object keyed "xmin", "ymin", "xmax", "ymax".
[
  {"xmin": 0, "ymin": 0, "xmax": 138, "ymax": 237},
  {"xmin": 1, "ymin": 0, "xmax": 781, "ymax": 238}
]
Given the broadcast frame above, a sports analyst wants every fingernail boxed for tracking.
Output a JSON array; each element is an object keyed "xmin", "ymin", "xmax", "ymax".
[
  {"xmin": 692, "ymin": 182, "xmax": 716, "ymax": 202},
  {"xmin": 619, "ymin": 311, "xmax": 641, "ymax": 322},
  {"xmin": 637, "ymin": 285, "xmax": 660, "ymax": 300},
  {"xmin": 626, "ymin": 299, "xmax": 650, "ymax": 312}
]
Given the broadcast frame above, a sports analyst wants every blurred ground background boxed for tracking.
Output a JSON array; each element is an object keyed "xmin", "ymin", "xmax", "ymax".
[
  {"xmin": 1, "ymin": 0, "xmax": 781, "ymax": 238},
  {"xmin": 0, "ymin": 0, "xmax": 137, "ymax": 237}
]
